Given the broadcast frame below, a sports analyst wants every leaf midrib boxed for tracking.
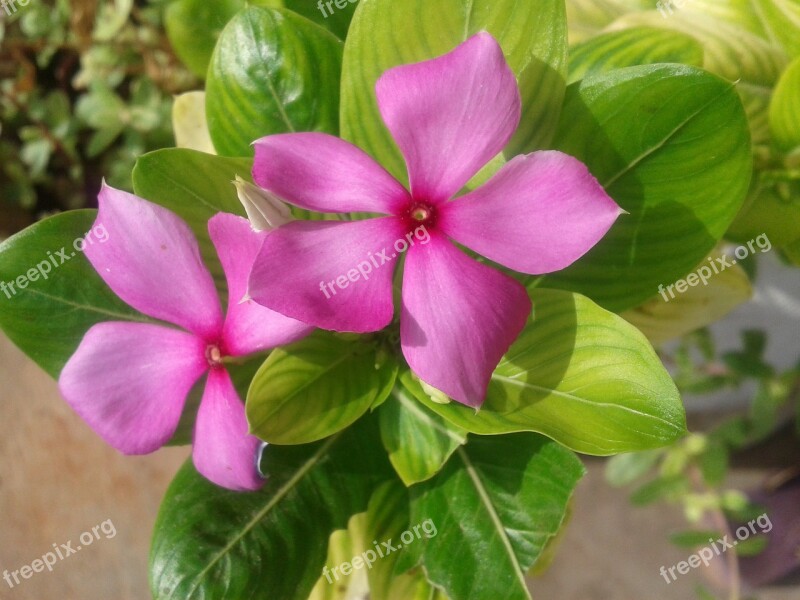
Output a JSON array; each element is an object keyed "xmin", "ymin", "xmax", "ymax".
[
  {"xmin": 181, "ymin": 433, "xmax": 340, "ymax": 599},
  {"xmin": 457, "ymin": 447, "xmax": 528, "ymax": 594}
]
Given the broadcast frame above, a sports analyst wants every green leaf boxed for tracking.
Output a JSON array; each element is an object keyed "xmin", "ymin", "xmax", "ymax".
[
  {"xmin": 669, "ymin": 530, "xmax": 722, "ymax": 548},
  {"xmin": 0, "ymin": 211, "xmax": 146, "ymax": 378},
  {"xmin": 379, "ymin": 379, "xmax": 467, "ymax": 486},
  {"xmin": 621, "ymin": 246, "xmax": 753, "ymax": 346},
  {"xmin": 604, "ymin": 450, "xmax": 663, "ymax": 487},
  {"xmin": 607, "ymin": 9, "xmax": 788, "ymax": 146},
  {"xmin": 568, "ymin": 27, "xmax": 704, "ymax": 84},
  {"xmin": 247, "ymin": 332, "xmax": 397, "ymax": 445},
  {"xmin": 769, "ymin": 56, "xmax": 800, "ymax": 152},
  {"xmin": 284, "ymin": 0, "xmax": 357, "ymax": 40},
  {"xmin": 206, "ymin": 6, "xmax": 343, "ymax": 156},
  {"xmin": 630, "ymin": 475, "xmax": 687, "ymax": 506},
  {"xmin": 132, "ymin": 149, "xmax": 251, "ymax": 294},
  {"xmin": 565, "ymin": 0, "xmax": 627, "ymax": 45},
  {"xmin": 400, "ymin": 433, "xmax": 584, "ymax": 600},
  {"xmin": 165, "ymin": 0, "xmax": 282, "ymax": 79},
  {"xmin": 544, "ymin": 64, "xmax": 751, "ymax": 312},
  {"xmin": 307, "ymin": 513, "xmax": 370, "ymax": 600},
  {"xmin": 340, "ymin": 0, "xmax": 567, "ymax": 184},
  {"xmin": 407, "ymin": 288, "xmax": 686, "ymax": 455},
  {"xmin": 753, "ymin": 0, "xmax": 800, "ymax": 58},
  {"xmin": 149, "ymin": 416, "xmax": 392, "ymax": 600},
  {"xmin": 363, "ymin": 481, "xmax": 449, "ymax": 600},
  {"xmin": 172, "ymin": 91, "xmax": 216, "ymax": 154}
]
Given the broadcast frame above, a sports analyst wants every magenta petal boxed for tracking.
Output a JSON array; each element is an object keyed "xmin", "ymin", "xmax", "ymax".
[
  {"xmin": 208, "ymin": 213, "xmax": 313, "ymax": 356},
  {"xmin": 192, "ymin": 368, "xmax": 264, "ymax": 492},
  {"xmin": 253, "ymin": 133, "xmax": 410, "ymax": 215},
  {"xmin": 400, "ymin": 236, "xmax": 531, "ymax": 407},
  {"xmin": 58, "ymin": 322, "xmax": 208, "ymax": 454},
  {"xmin": 89, "ymin": 184, "xmax": 223, "ymax": 339},
  {"xmin": 440, "ymin": 151, "xmax": 623, "ymax": 274},
  {"xmin": 249, "ymin": 218, "xmax": 404, "ymax": 333},
  {"xmin": 375, "ymin": 32, "xmax": 521, "ymax": 204}
]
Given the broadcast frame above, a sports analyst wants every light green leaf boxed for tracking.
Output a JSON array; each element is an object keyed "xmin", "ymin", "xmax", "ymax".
[
  {"xmin": 340, "ymin": 0, "xmax": 567, "ymax": 183},
  {"xmin": 753, "ymin": 0, "xmax": 800, "ymax": 58},
  {"xmin": 621, "ymin": 246, "xmax": 753, "ymax": 346},
  {"xmin": 565, "ymin": 0, "xmax": 627, "ymax": 45},
  {"xmin": 407, "ymin": 288, "xmax": 686, "ymax": 455},
  {"xmin": 399, "ymin": 433, "xmax": 584, "ymax": 600},
  {"xmin": 0, "ymin": 211, "xmax": 146, "ymax": 378},
  {"xmin": 568, "ymin": 26, "xmax": 704, "ymax": 84},
  {"xmin": 172, "ymin": 91, "xmax": 216, "ymax": 154},
  {"xmin": 544, "ymin": 64, "xmax": 751, "ymax": 311},
  {"xmin": 206, "ymin": 6, "xmax": 343, "ymax": 156},
  {"xmin": 247, "ymin": 332, "xmax": 397, "ymax": 445},
  {"xmin": 150, "ymin": 417, "xmax": 393, "ymax": 600},
  {"xmin": 379, "ymin": 380, "xmax": 467, "ymax": 486},
  {"xmin": 769, "ymin": 56, "xmax": 800, "ymax": 152}
]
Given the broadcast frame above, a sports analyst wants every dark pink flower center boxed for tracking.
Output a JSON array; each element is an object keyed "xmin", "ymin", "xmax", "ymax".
[
  {"xmin": 402, "ymin": 201, "xmax": 437, "ymax": 231},
  {"xmin": 205, "ymin": 343, "xmax": 224, "ymax": 368}
]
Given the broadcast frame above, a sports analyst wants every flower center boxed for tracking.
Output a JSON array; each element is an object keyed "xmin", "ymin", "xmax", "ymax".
[
  {"xmin": 205, "ymin": 344, "xmax": 224, "ymax": 367},
  {"xmin": 404, "ymin": 201, "xmax": 437, "ymax": 229}
]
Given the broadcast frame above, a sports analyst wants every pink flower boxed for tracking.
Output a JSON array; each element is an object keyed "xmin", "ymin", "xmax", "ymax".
[
  {"xmin": 59, "ymin": 184, "xmax": 311, "ymax": 491},
  {"xmin": 248, "ymin": 33, "xmax": 623, "ymax": 407}
]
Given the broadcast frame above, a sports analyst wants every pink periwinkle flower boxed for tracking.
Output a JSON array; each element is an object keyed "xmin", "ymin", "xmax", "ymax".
[
  {"xmin": 59, "ymin": 185, "xmax": 311, "ymax": 491},
  {"xmin": 248, "ymin": 32, "xmax": 623, "ymax": 407}
]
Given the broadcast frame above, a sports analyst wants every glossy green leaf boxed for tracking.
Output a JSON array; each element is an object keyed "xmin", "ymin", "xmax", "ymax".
[
  {"xmin": 247, "ymin": 332, "xmax": 397, "ymax": 445},
  {"xmin": 150, "ymin": 417, "xmax": 392, "ymax": 600},
  {"xmin": 769, "ymin": 56, "xmax": 800, "ymax": 152},
  {"xmin": 0, "ymin": 211, "xmax": 146, "ymax": 378},
  {"xmin": 407, "ymin": 288, "xmax": 686, "ymax": 455},
  {"xmin": 399, "ymin": 433, "xmax": 584, "ymax": 600},
  {"xmin": 607, "ymin": 10, "xmax": 788, "ymax": 146},
  {"xmin": 340, "ymin": 0, "xmax": 567, "ymax": 183},
  {"xmin": 544, "ymin": 64, "xmax": 751, "ymax": 311},
  {"xmin": 568, "ymin": 27, "xmax": 703, "ymax": 84},
  {"xmin": 728, "ymin": 181, "xmax": 800, "ymax": 247},
  {"xmin": 206, "ymin": 6, "xmax": 343, "ymax": 156},
  {"xmin": 379, "ymin": 380, "xmax": 466, "ymax": 486},
  {"xmin": 132, "ymin": 149, "xmax": 250, "ymax": 294}
]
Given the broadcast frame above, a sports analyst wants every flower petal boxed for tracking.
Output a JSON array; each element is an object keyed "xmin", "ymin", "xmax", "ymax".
[
  {"xmin": 249, "ymin": 218, "xmax": 404, "ymax": 333},
  {"xmin": 208, "ymin": 212, "xmax": 312, "ymax": 356},
  {"xmin": 192, "ymin": 368, "xmax": 264, "ymax": 492},
  {"xmin": 58, "ymin": 322, "xmax": 208, "ymax": 454},
  {"xmin": 400, "ymin": 235, "xmax": 531, "ymax": 407},
  {"xmin": 375, "ymin": 32, "xmax": 521, "ymax": 204},
  {"xmin": 440, "ymin": 151, "xmax": 623, "ymax": 274},
  {"xmin": 89, "ymin": 184, "xmax": 223, "ymax": 339},
  {"xmin": 253, "ymin": 133, "xmax": 410, "ymax": 215}
]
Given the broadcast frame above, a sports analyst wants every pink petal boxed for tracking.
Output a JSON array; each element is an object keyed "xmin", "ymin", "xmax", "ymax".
[
  {"xmin": 440, "ymin": 151, "xmax": 623, "ymax": 274},
  {"xmin": 58, "ymin": 322, "xmax": 208, "ymax": 454},
  {"xmin": 192, "ymin": 368, "xmax": 264, "ymax": 492},
  {"xmin": 400, "ymin": 235, "xmax": 531, "ymax": 407},
  {"xmin": 253, "ymin": 133, "xmax": 410, "ymax": 215},
  {"xmin": 375, "ymin": 32, "xmax": 521, "ymax": 204},
  {"xmin": 208, "ymin": 213, "xmax": 313, "ymax": 356},
  {"xmin": 89, "ymin": 184, "xmax": 223, "ymax": 340},
  {"xmin": 249, "ymin": 218, "xmax": 405, "ymax": 333}
]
